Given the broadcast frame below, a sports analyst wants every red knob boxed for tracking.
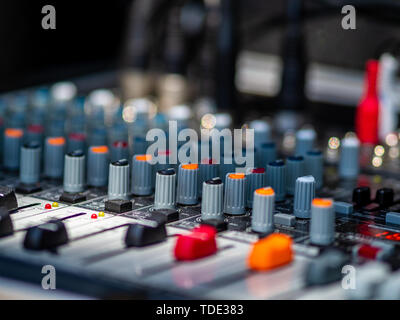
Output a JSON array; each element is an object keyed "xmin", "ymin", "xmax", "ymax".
[
  {"xmin": 355, "ymin": 60, "xmax": 380, "ymax": 144},
  {"xmin": 174, "ymin": 225, "xmax": 217, "ymax": 261}
]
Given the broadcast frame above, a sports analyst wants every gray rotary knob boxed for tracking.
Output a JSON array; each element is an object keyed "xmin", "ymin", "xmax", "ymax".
[
  {"xmin": 294, "ymin": 175, "xmax": 316, "ymax": 218},
  {"xmin": 87, "ymin": 145, "xmax": 109, "ymax": 187},
  {"xmin": 63, "ymin": 150, "xmax": 85, "ymax": 193},
  {"xmin": 339, "ymin": 136, "xmax": 360, "ymax": 179},
  {"xmin": 224, "ymin": 172, "xmax": 247, "ymax": 215},
  {"xmin": 286, "ymin": 155, "xmax": 305, "ymax": 195},
  {"xmin": 266, "ymin": 160, "xmax": 286, "ymax": 201},
  {"xmin": 305, "ymin": 150, "xmax": 324, "ymax": 190},
  {"xmin": 3, "ymin": 128, "xmax": 24, "ymax": 171},
  {"xmin": 249, "ymin": 120, "xmax": 271, "ymax": 148},
  {"xmin": 44, "ymin": 137, "xmax": 66, "ymax": 179},
  {"xmin": 20, "ymin": 142, "xmax": 41, "ymax": 184},
  {"xmin": 201, "ymin": 178, "xmax": 224, "ymax": 221},
  {"xmin": 251, "ymin": 187, "xmax": 275, "ymax": 233},
  {"xmin": 199, "ymin": 159, "xmax": 219, "ymax": 196},
  {"xmin": 111, "ymin": 140, "xmax": 129, "ymax": 163},
  {"xmin": 131, "ymin": 154, "xmax": 153, "ymax": 196},
  {"xmin": 295, "ymin": 128, "xmax": 316, "ymax": 156},
  {"xmin": 310, "ymin": 198, "xmax": 335, "ymax": 245},
  {"xmin": 257, "ymin": 142, "xmax": 277, "ymax": 168},
  {"xmin": 246, "ymin": 168, "xmax": 266, "ymax": 208},
  {"xmin": 108, "ymin": 159, "xmax": 130, "ymax": 200},
  {"xmin": 154, "ymin": 168, "xmax": 176, "ymax": 209},
  {"xmin": 67, "ymin": 132, "xmax": 86, "ymax": 154},
  {"xmin": 177, "ymin": 164, "xmax": 199, "ymax": 205}
]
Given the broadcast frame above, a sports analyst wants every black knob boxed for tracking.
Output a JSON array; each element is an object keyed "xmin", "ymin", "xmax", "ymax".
[
  {"xmin": 0, "ymin": 187, "xmax": 18, "ymax": 211},
  {"xmin": 352, "ymin": 186, "xmax": 371, "ymax": 207},
  {"xmin": 23, "ymin": 220, "xmax": 68, "ymax": 250},
  {"xmin": 0, "ymin": 207, "xmax": 13, "ymax": 238},
  {"xmin": 125, "ymin": 223, "xmax": 167, "ymax": 247},
  {"xmin": 375, "ymin": 188, "xmax": 394, "ymax": 207}
]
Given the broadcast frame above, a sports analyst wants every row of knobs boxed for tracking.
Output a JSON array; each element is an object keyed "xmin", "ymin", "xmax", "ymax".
[
  {"xmin": 8, "ymin": 126, "xmax": 360, "ymax": 178},
  {"xmin": 6, "ymin": 132, "xmax": 129, "ymax": 178},
  {"xmin": 153, "ymin": 163, "xmax": 335, "ymax": 247}
]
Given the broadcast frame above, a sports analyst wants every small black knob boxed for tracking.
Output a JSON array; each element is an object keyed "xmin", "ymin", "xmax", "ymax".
[
  {"xmin": 352, "ymin": 186, "xmax": 371, "ymax": 207},
  {"xmin": 24, "ymin": 220, "xmax": 68, "ymax": 250},
  {"xmin": 375, "ymin": 188, "xmax": 394, "ymax": 207},
  {"xmin": 0, "ymin": 186, "xmax": 18, "ymax": 211},
  {"xmin": 0, "ymin": 207, "xmax": 13, "ymax": 238},
  {"xmin": 125, "ymin": 223, "xmax": 167, "ymax": 247}
]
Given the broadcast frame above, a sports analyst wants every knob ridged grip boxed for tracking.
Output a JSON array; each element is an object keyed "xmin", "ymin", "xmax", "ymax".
[
  {"xmin": 305, "ymin": 150, "xmax": 323, "ymax": 190},
  {"xmin": 339, "ymin": 136, "xmax": 360, "ymax": 179},
  {"xmin": 131, "ymin": 155, "xmax": 153, "ymax": 196},
  {"xmin": 3, "ymin": 128, "xmax": 24, "ymax": 171},
  {"xmin": 20, "ymin": 142, "xmax": 41, "ymax": 184},
  {"xmin": 266, "ymin": 160, "xmax": 286, "ymax": 201},
  {"xmin": 199, "ymin": 161, "xmax": 219, "ymax": 196},
  {"xmin": 224, "ymin": 173, "xmax": 247, "ymax": 215},
  {"xmin": 87, "ymin": 146, "xmax": 109, "ymax": 187},
  {"xmin": 44, "ymin": 137, "xmax": 66, "ymax": 179},
  {"xmin": 258, "ymin": 142, "xmax": 277, "ymax": 168},
  {"xmin": 154, "ymin": 168, "xmax": 176, "ymax": 209},
  {"xmin": 201, "ymin": 178, "xmax": 224, "ymax": 220},
  {"xmin": 63, "ymin": 151, "xmax": 85, "ymax": 193},
  {"xmin": 177, "ymin": 164, "xmax": 199, "ymax": 205},
  {"xmin": 294, "ymin": 175, "xmax": 316, "ymax": 218},
  {"xmin": 251, "ymin": 187, "xmax": 275, "ymax": 233},
  {"xmin": 286, "ymin": 156, "xmax": 305, "ymax": 195},
  {"xmin": 108, "ymin": 159, "xmax": 130, "ymax": 200},
  {"xmin": 310, "ymin": 199, "xmax": 335, "ymax": 245},
  {"xmin": 295, "ymin": 128, "xmax": 316, "ymax": 156},
  {"xmin": 246, "ymin": 168, "xmax": 266, "ymax": 208}
]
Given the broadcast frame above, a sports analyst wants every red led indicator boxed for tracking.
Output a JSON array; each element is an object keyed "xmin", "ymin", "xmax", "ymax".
[
  {"xmin": 91, "ymin": 214, "xmax": 98, "ymax": 219},
  {"xmin": 44, "ymin": 203, "xmax": 52, "ymax": 209},
  {"xmin": 113, "ymin": 141, "xmax": 128, "ymax": 148}
]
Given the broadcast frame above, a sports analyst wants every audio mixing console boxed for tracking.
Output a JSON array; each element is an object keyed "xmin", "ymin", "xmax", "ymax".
[
  {"xmin": 1, "ymin": 82, "xmax": 400, "ymax": 300},
  {"xmin": 3, "ymin": 0, "xmax": 400, "ymax": 302}
]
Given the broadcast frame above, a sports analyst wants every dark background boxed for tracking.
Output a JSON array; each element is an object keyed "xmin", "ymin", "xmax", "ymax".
[
  {"xmin": 0, "ymin": 1, "xmax": 129, "ymax": 91},
  {"xmin": 0, "ymin": 0, "xmax": 399, "ymax": 92}
]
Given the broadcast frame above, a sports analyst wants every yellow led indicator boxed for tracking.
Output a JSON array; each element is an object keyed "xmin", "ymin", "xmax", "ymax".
[
  {"xmin": 52, "ymin": 202, "xmax": 59, "ymax": 208},
  {"xmin": 98, "ymin": 211, "xmax": 105, "ymax": 217}
]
